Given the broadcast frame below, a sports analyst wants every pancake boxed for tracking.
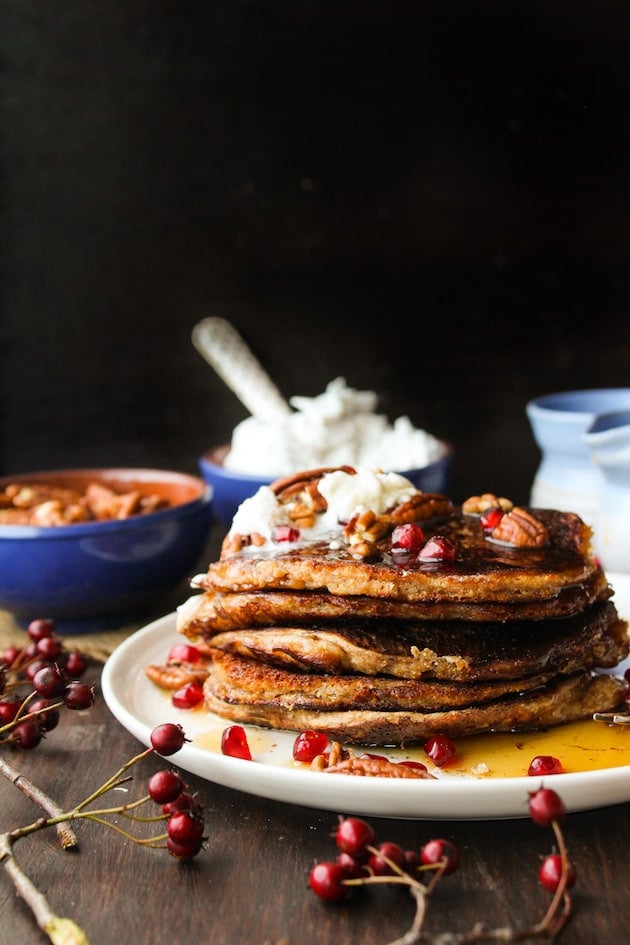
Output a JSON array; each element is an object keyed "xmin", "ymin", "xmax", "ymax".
[
  {"xmin": 203, "ymin": 668, "xmax": 627, "ymax": 743},
  {"xmin": 203, "ymin": 601, "xmax": 629, "ymax": 681}
]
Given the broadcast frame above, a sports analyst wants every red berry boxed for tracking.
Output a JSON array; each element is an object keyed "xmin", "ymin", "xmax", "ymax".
[
  {"xmin": 12, "ymin": 719, "xmax": 43, "ymax": 749},
  {"xmin": 63, "ymin": 651, "xmax": 88, "ymax": 678},
  {"xmin": 368, "ymin": 841, "xmax": 406, "ymax": 876},
  {"xmin": 420, "ymin": 838, "xmax": 460, "ymax": 875},
  {"xmin": 0, "ymin": 698, "xmax": 20, "ymax": 724},
  {"xmin": 63, "ymin": 681, "xmax": 95, "ymax": 710},
  {"xmin": 528, "ymin": 787, "xmax": 566, "ymax": 826},
  {"xmin": 336, "ymin": 851, "xmax": 370, "ymax": 879},
  {"xmin": 528, "ymin": 755, "xmax": 564, "ymax": 777},
  {"xmin": 36, "ymin": 636, "xmax": 63, "ymax": 660},
  {"xmin": 28, "ymin": 698, "xmax": 60, "ymax": 732},
  {"xmin": 1, "ymin": 646, "xmax": 22, "ymax": 667},
  {"xmin": 309, "ymin": 861, "xmax": 351, "ymax": 901},
  {"xmin": 167, "ymin": 643, "xmax": 201, "ymax": 663},
  {"xmin": 171, "ymin": 682, "xmax": 204, "ymax": 709},
  {"xmin": 147, "ymin": 769, "xmax": 185, "ymax": 804},
  {"xmin": 162, "ymin": 792, "xmax": 199, "ymax": 815},
  {"xmin": 538, "ymin": 853, "xmax": 577, "ymax": 893},
  {"xmin": 418, "ymin": 536, "xmax": 457, "ymax": 562},
  {"xmin": 150, "ymin": 723, "xmax": 187, "ymax": 756},
  {"xmin": 272, "ymin": 525, "xmax": 301, "ymax": 543},
  {"xmin": 391, "ymin": 523, "xmax": 425, "ymax": 554},
  {"xmin": 26, "ymin": 659, "xmax": 52, "ymax": 682},
  {"xmin": 221, "ymin": 724, "xmax": 252, "ymax": 760},
  {"xmin": 166, "ymin": 810, "xmax": 205, "ymax": 845},
  {"xmin": 166, "ymin": 836, "xmax": 203, "ymax": 860},
  {"xmin": 292, "ymin": 730, "xmax": 329, "ymax": 762},
  {"xmin": 335, "ymin": 816, "xmax": 376, "ymax": 862},
  {"xmin": 424, "ymin": 733, "xmax": 457, "ymax": 767},
  {"xmin": 32, "ymin": 664, "xmax": 66, "ymax": 698},
  {"xmin": 27, "ymin": 618, "xmax": 56, "ymax": 642}
]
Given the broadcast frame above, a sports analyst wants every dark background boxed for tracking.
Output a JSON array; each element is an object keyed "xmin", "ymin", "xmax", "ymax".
[{"xmin": 2, "ymin": 0, "xmax": 630, "ymax": 506}]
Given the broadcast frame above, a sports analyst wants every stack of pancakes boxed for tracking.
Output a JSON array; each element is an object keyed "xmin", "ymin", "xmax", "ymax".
[{"xmin": 156, "ymin": 467, "xmax": 630, "ymax": 746}]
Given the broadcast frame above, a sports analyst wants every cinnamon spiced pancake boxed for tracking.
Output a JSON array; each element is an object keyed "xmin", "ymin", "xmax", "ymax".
[{"xmin": 147, "ymin": 467, "xmax": 629, "ymax": 746}]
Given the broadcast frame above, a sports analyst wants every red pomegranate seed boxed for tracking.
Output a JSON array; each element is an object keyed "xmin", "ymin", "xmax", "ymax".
[
  {"xmin": 171, "ymin": 682, "xmax": 204, "ymax": 709},
  {"xmin": 480, "ymin": 507, "xmax": 504, "ymax": 531},
  {"xmin": 221, "ymin": 724, "xmax": 252, "ymax": 760},
  {"xmin": 292, "ymin": 730, "xmax": 329, "ymax": 762},
  {"xmin": 168, "ymin": 643, "xmax": 201, "ymax": 663},
  {"xmin": 527, "ymin": 755, "xmax": 564, "ymax": 777},
  {"xmin": 424, "ymin": 733, "xmax": 457, "ymax": 767},
  {"xmin": 398, "ymin": 759, "xmax": 428, "ymax": 773},
  {"xmin": 272, "ymin": 525, "xmax": 301, "ymax": 542},
  {"xmin": 391, "ymin": 523, "xmax": 425, "ymax": 554},
  {"xmin": 417, "ymin": 536, "xmax": 457, "ymax": 562}
]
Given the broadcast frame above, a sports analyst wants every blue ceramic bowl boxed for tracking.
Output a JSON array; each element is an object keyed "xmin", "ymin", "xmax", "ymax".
[
  {"xmin": 199, "ymin": 443, "xmax": 454, "ymax": 528},
  {"xmin": 0, "ymin": 468, "xmax": 213, "ymax": 632}
]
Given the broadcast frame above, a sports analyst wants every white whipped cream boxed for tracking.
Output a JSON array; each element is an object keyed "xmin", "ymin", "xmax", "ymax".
[
  {"xmin": 229, "ymin": 466, "xmax": 420, "ymax": 545},
  {"xmin": 223, "ymin": 376, "xmax": 445, "ymax": 476}
]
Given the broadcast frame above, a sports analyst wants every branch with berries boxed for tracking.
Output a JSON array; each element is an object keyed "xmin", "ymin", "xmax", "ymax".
[
  {"xmin": 309, "ymin": 787, "xmax": 576, "ymax": 945},
  {"xmin": 1, "ymin": 620, "xmax": 206, "ymax": 945}
]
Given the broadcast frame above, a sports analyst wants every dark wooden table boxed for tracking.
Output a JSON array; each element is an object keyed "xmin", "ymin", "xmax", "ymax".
[{"xmin": 2, "ymin": 634, "xmax": 629, "ymax": 945}]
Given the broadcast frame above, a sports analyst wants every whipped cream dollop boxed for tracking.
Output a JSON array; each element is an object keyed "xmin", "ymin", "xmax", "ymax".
[
  {"xmin": 228, "ymin": 466, "xmax": 420, "ymax": 545},
  {"xmin": 223, "ymin": 376, "xmax": 446, "ymax": 476}
]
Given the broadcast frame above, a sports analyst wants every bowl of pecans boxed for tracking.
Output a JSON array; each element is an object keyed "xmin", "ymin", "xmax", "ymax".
[{"xmin": 0, "ymin": 468, "xmax": 213, "ymax": 632}]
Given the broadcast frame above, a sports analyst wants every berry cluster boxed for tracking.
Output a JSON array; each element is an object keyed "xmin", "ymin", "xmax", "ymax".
[
  {"xmin": 309, "ymin": 787, "xmax": 576, "ymax": 944},
  {"xmin": 149, "ymin": 723, "xmax": 206, "ymax": 860},
  {"xmin": 0, "ymin": 618, "xmax": 93, "ymax": 749}
]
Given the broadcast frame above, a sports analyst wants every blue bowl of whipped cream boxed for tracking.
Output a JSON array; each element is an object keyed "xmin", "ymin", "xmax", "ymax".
[{"xmin": 199, "ymin": 378, "xmax": 453, "ymax": 527}]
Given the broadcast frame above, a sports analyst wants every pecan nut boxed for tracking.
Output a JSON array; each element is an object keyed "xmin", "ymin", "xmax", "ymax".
[
  {"xmin": 490, "ymin": 507, "xmax": 549, "ymax": 547},
  {"xmin": 390, "ymin": 493, "xmax": 453, "ymax": 524},
  {"xmin": 462, "ymin": 493, "xmax": 513, "ymax": 514}
]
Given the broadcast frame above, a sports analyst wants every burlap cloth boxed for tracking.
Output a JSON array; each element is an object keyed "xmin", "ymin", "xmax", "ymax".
[{"xmin": 0, "ymin": 610, "xmax": 152, "ymax": 662}]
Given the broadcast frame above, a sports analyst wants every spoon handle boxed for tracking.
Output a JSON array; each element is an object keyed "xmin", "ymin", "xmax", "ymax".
[{"xmin": 192, "ymin": 317, "xmax": 292, "ymax": 422}]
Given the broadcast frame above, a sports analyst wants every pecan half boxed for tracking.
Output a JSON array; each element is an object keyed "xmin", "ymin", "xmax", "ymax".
[
  {"xmin": 490, "ymin": 507, "xmax": 549, "ymax": 547},
  {"xmin": 390, "ymin": 493, "xmax": 453, "ymax": 524}
]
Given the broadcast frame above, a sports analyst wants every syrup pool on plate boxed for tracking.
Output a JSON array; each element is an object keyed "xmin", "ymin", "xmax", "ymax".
[{"xmin": 190, "ymin": 710, "xmax": 630, "ymax": 778}]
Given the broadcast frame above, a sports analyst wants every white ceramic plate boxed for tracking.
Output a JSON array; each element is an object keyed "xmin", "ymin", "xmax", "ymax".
[{"xmin": 101, "ymin": 574, "xmax": 630, "ymax": 821}]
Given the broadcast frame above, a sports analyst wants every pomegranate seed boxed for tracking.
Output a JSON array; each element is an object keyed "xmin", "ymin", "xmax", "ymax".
[
  {"xmin": 335, "ymin": 817, "xmax": 375, "ymax": 862},
  {"xmin": 538, "ymin": 853, "xmax": 577, "ymax": 893},
  {"xmin": 417, "ymin": 536, "xmax": 457, "ymax": 562},
  {"xmin": 221, "ymin": 724, "xmax": 252, "ymax": 760},
  {"xmin": 528, "ymin": 787, "xmax": 566, "ymax": 826},
  {"xmin": 420, "ymin": 838, "xmax": 460, "ymax": 874},
  {"xmin": 309, "ymin": 861, "xmax": 351, "ymax": 901},
  {"xmin": 150, "ymin": 723, "xmax": 187, "ymax": 756},
  {"xmin": 528, "ymin": 755, "xmax": 564, "ymax": 777},
  {"xmin": 480, "ymin": 507, "xmax": 504, "ymax": 531},
  {"xmin": 171, "ymin": 682, "xmax": 204, "ymax": 709},
  {"xmin": 391, "ymin": 523, "xmax": 425, "ymax": 554},
  {"xmin": 292, "ymin": 730, "xmax": 329, "ymax": 762},
  {"xmin": 272, "ymin": 524, "xmax": 301, "ymax": 543},
  {"xmin": 167, "ymin": 643, "xmax": 201, "ymax": 663},
  {"xmin": 424, "ymin": 733, "xmax": 457, "ymax": 767}
]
